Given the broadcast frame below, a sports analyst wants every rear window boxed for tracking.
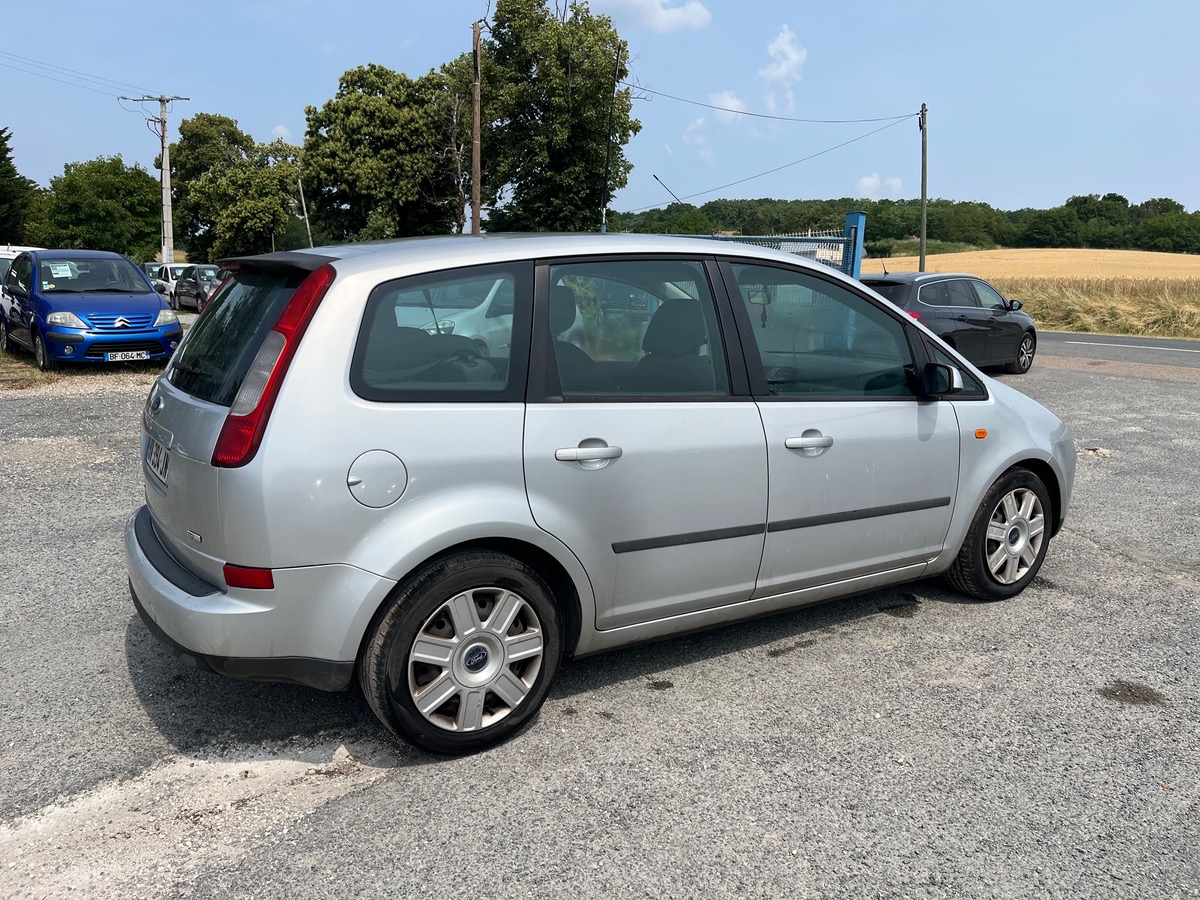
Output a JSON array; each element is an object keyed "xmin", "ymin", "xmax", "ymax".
[
  {"xmin": 166, "ymin": 270, "xmax": 305, "ymax": 406},
  {"xmin": 863, "ymin": 281, "xmax": 908, "ymax": 305}
]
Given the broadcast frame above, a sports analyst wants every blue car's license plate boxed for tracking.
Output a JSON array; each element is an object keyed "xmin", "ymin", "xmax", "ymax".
[{"xmin": 106, "ymin": 350, "xmax": 150, "ymax": 362}]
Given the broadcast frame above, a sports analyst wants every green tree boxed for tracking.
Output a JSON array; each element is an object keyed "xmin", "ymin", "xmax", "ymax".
[
  {"xmin": 189, "ymin": 140, "xmax": 303, "ymax": 259},
  {"xmin": 0, "ymin": 127, "xmax": 37, "ymax": 243},
  {"xmin": 41, "ymin": 156, "xmax": 160, "ymax": 260},
  {"xmin": 303, "ymin": 64, "xmax": 460, "ymax": 241},
  {"xmin": 483, "ymin": 0, "xmax": 641, "ymax": 232},
  {"xmin": 163, "ymin": 114, "xmax": 257, "ymax": 259}
]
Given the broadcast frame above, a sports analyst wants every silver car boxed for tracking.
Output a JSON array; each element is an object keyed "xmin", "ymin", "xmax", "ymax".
[{"xmin": 124, "ymin": 234, "xmax": 1076, "ymax": 754}]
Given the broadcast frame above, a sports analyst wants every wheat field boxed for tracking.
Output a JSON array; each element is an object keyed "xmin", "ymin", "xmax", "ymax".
[{"xmin": 860, "ymin": 248, "xmax": 1200, "ymax": 339}]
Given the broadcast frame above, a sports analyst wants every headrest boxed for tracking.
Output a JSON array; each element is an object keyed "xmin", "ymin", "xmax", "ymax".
[
  {"xmin": 642, "ymin": 299, "xmax": 708, "ymax": 356},
  {"xmin": 551, "ymin": 285, "xmax": 577, "ymax": 335}
]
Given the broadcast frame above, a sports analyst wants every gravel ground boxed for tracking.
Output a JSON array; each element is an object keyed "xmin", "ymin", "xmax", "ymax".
[{"xmin": 0, "ymin": 358, "xmax": 1197, "ymax": 899}]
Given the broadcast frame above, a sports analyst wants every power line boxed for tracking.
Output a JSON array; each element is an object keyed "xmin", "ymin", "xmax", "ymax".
[
  {"xmin": 620, "ymin": 81, "xmax": 914, "ymax": 125},
  {"xmin": 0, "ymin": 60, "xmax": 122, "ymax": 98},
  {"xmin": 0, "ymin": 50, "xmax": 157, "ymax": 96},
  {"xmin": 625, "ymin": 117, "xmax": 911, "ymax": 213}
]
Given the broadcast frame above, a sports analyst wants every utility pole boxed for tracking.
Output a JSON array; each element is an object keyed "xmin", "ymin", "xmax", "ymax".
[
  {"xmin": 123, "ymin": 93, "xmax": 188, "ymax": 263},
  {"xmin": 471, "ymin": 20, "xmax": 482, "ymax": 235},
  {"xmin": 297, "ymin": 177, "xmax": 314, "ymax": 248},
  {"xmin": 599, "ymin": 45, "xmax": 623, "ymax": 234},
  {"xmin": 919, "ymin": 102, "xmax": 928, "ymax": 273}
]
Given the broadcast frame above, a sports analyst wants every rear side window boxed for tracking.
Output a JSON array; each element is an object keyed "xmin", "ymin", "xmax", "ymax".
[
  {"xmin": 167, "ymin": 270, "xmax": 305, "ymax": 406},
  {"xmin": 351, "ymin": 261, "xmax": 532, "ymax": 402}
]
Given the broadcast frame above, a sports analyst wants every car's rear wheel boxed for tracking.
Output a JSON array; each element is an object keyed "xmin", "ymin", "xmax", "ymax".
[
  {"xmin": 33, "ymin": 331, "xmax": 56, "ymax": 372},
  {"xmin": 944, "ymin": 468, "xmax": 1051, "ymax": 600},
  {"xmin": 169, "ymin": 292, "xmax": 178, "ymax": 311},
  {"xmin": 0, "ymin": 317, "xmax": 10, "ymax": 354},
  {"xmin": 1005, "ymin": 332, "xmax": 1036, "ymax": 374},
  {"xmin": 359, "ymin": 550, "xmax": 563, "ymax": 754}
]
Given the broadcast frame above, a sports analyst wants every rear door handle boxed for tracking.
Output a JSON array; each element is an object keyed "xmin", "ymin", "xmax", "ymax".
[
  {"xmin": 785, "ymin": 435, "xmax": 833, "ymax": 450},
  {"xmin": 555, "ymin": 446, "xmax": 623, "ymax": 462}
]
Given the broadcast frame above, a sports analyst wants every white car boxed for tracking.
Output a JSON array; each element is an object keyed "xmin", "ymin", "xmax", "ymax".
[{"xmin": 148, "ymin": 263, "xmax": 190, "ymax": 300}]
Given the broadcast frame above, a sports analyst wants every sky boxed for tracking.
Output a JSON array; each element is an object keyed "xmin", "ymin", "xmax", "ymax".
[{"xmin": 3, "ymin": 0, "xmax": 1198, "ymax": 218}]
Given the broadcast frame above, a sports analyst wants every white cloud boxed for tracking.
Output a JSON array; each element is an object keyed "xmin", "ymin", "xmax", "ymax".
[
  {"xmin": 682, "ymin": 117, "xmax": 714, "ymax": 164},
  {"xmin": 759, "ymin": 25, "xmax": 807, "ymax": 84},
  {"xmin": 271, "ymin": 124, "xmax": 292, "ymax": 142},
  {"xmin": 709, "ymin": 90, "xmax": 746, "ymax": 125},
  {"xmin": 855, "ymin": 173, "xmax": 904, "ymax": 199},
  {"xmin": 592, "ymin": 0, "xmax": 711, "ymax": 32}
]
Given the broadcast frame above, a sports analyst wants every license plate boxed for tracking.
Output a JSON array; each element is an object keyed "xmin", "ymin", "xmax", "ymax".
[
  {"xmin": 107, "ymin": 350, "xmax": 150, "ymax": 362},
  {"xmin": 146, "ymin": 435, "xmax": 170, "ymax": 484}
]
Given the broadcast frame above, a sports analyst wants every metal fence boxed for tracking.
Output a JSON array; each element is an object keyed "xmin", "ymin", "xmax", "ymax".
[{"xmin": 671, "ymin": 212, "xmax": 866, "ymax": 278}]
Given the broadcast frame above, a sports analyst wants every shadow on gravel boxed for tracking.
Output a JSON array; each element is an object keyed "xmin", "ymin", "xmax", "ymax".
[
  {"xmin": 122, "ymin": 578, "xmax": 998, "ymax": 759},
  {"xmin": 551, "ymin": 580, "xmax": 982, "ymax": 700},
  {"xmin": 122, "ymin": 616, "xmax": 426, "ymax": 762}
]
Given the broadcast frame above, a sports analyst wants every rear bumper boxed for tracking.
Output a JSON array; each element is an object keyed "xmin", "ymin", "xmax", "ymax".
[{"xmin": 124, "ymin": 506, "xmax": 391, "ymax": 692}]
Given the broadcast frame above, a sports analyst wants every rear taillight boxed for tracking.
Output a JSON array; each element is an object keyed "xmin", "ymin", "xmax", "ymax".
[
  {"xmin": 906, "ymin": 311, "xmax": 922, "ymax": 319},
  {"xmin": 211, "ymin": 264, "xmax": 335, "ymax": 468},
  {"xmin": 223, "ymin": 564, "xmax": 275, "ymax": 590}
]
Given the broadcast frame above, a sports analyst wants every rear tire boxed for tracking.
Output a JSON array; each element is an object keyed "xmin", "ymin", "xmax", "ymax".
[
  {"xmin": 33, "ymin": 331, "xmax": 56, "ymax": 372},
  {"xmin": 944, "ymin": 468, "xmax": 1052, "ymax": 600},
  {"xmin": 0, "ymin": 316, "xmax": 10, "ymax": 354},
  {"xmin": 359, "ymin": 551, "xmax": 563, "ymax": 755}
]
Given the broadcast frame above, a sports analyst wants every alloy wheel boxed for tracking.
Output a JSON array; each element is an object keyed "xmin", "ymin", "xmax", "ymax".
[{"xmin": 984, "ymin": 487, "xmax": 1045, "ymax": 584}]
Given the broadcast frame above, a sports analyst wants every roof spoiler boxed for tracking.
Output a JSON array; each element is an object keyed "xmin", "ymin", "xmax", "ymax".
[{"xmin": 217, "ymin": 251, "xmax": 339, "ymax": 275}]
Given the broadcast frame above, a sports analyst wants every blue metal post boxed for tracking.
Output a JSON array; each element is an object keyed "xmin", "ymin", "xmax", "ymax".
[{"xmin": 844, "ymin": 211, "xmax": 866, "ymax": 279}]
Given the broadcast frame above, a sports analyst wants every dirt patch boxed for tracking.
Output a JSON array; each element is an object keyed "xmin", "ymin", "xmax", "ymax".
[{"xmin": 1098, "ymin": 680, "xmax": 1168, "ymax": 706}]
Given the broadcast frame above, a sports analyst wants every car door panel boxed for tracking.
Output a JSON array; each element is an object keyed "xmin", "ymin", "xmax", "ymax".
[
  {"xmin": 754, "ymin": 400, "xmax": 959, "ymax": 596},
  {"xmin": 721, "ymin": 260, "xmax": 961, "ymax": 595},
  {"xmin": 524, "ymin": 404, "xmax": 768, "ymax": 629},
  {"xmin": 522, "ymin": 255, "xmax": 768, "ymax": 631}
]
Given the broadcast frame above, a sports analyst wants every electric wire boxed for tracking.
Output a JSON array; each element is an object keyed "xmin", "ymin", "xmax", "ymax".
[
  {"xmin": 0, "ymin": 50, "xmax": 157, "ymax": 95},
  {"xmin": 620, "ymin": 81, "xmax": 914, "ymax": 124},
  {"xmin": 624, "ymin": 117, "xmax": 911, "ymax": 213}
]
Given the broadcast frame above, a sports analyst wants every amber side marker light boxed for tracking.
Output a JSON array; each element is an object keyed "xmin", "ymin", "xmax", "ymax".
[{"xmin": 975, "ymin": 429, "xmax": 988, "ymax": 439}]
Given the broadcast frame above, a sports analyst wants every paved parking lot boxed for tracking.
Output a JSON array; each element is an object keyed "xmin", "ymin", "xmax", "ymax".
[{"xmin": 0, "ymin": 350, "xmax": 1197, "ymax": 898}]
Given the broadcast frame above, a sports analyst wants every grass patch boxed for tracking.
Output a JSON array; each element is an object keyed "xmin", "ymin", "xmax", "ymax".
[{"xmin": 993, "ymin": 277, "xmax": 1200, "ymax": 339}]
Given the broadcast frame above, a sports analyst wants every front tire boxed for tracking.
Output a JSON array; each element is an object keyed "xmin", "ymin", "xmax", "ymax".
[
  {"xmin": 359, "ymin": 551, "xmax": 563, "ymax": 754},
  {"xmin": 944, "ymin": 468, "xmax": 1052, "ymax": 600},
  {"xmin": 0, "ymin": 316, "xmax": 10, "ymax": 354},
  {"xmin": 33, "ymin": 331, "xmax": 56, "ymax": 372},
  {"xmin": 1005, "ymin": 332, "xmax": 1036, "ymax": 374}
]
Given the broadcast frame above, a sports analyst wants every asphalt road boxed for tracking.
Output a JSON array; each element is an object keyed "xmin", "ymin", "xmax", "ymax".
[{"xmin": 0, "ymin": 338, "xmax": 1197, "ymax": 899}]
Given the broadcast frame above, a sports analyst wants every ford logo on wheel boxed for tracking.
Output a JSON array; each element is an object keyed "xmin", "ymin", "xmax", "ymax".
[{"xmin": 464, "ymin": 646, "xmax": 489, "ymax": 672}]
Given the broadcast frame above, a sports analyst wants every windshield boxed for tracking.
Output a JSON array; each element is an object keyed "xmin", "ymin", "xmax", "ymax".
[
  {"xmin": 37, "ymin": 256, "xmax": 153, "ymax": 294},
  {"xmin": 167, "ymin": 265, "xmax": 188, "ymax": 279},
  {"xmin": 197, "ymin": 266, "xmax": 220, "ymax": 281}
]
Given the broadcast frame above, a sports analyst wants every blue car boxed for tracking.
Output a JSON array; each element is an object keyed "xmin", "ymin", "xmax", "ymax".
[{"xmin": 0, "ymin": 249, "xmax": 182, "ymax": 371}]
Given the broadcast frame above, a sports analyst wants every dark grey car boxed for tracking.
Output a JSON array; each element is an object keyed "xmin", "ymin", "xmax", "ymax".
[
  {"xmin": 171, "ymin": 265, "xmax": 223, "ymax": 312},
  {"xmin": 861, "ymin": 272, "xmax": 1036, "ymax": 373}
]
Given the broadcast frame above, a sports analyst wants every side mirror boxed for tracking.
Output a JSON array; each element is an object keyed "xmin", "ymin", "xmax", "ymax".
[
  {"xmin": 1007, "ymin": 299, "xmax": 1023, "ymax": 311},
  {"xmin": 923, "ymin": 362, "xmax": 963, "ymax": 396},
  {"xmin": 155, "ymin": 282, "xmax": 168, "ymax": 294}
]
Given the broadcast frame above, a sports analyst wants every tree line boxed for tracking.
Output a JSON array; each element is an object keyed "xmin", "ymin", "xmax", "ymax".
[{"xmin": 610, "ymin": 194, "xmax": 1200, "ymax": 256}]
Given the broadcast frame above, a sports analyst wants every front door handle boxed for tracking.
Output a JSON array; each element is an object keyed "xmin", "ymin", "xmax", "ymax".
[
  {"xmin": 555, "ymin": 446, "xmax": 623, "ymax": 462},
  {"xmin": 785, "ymin": 435, "xmax": 833, "ymax": 451}
]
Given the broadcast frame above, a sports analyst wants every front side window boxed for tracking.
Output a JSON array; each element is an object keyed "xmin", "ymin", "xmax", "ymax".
[
  {"xmin": 929, "ymin": 344, "xmax": 987, "ymax": 398},
  {"xmin": 730, "ymin": 263, "xmax": 919, "ymax": 399},
  {"xmin": 547, "ymin": 258, "xmax": 729, "ymax": 398},
  {"xmin": 9, "ymin": 255, "xmax": 33, "ymax": 293},
  {"xmin": 352, "ymin": 261, "xmax": 530, "ymax": 402},
  {"xmin": 972, "ymin": 280, "xmax": 1008, "ymax": 310}
]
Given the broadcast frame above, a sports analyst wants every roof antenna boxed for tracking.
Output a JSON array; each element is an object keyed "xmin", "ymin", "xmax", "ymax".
[{"xmin": 653, "ymin": 174, "xmax": 687, "ymax": 207}]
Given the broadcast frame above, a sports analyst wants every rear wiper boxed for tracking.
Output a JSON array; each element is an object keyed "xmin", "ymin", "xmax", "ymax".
[{"xmin": 170, "ymin": 358, "xmax": 219, "ymax": 378}]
